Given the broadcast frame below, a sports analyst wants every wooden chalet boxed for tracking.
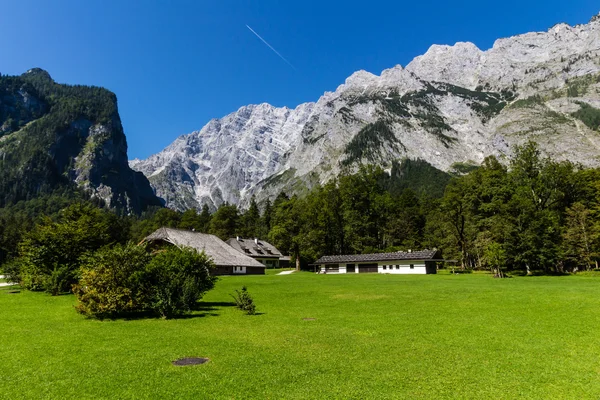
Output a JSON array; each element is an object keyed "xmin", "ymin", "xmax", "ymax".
[
  {"xmin": 226, "ymin": 237, "xmax": 286, "ymax": 268},
  {"xmin": 143, "ymin": 228, "xmax": 265, "ymax": 275}
]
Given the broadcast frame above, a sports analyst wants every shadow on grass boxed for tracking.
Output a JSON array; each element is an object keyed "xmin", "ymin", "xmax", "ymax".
[
  {"xmin": 509, "ymin": 270, "xmax": 572, "ymax": 277},
  {"xmin": 90, "ymin": 301, "xmax": 237, "ymax": 321},
  {"xmin": 0, "ymin": 284, "xmax": 22, "ymax": 294},
  {"xmin": 115, "ymin": 310, "xmax": 218, "ymax": 321},
  {"xmin": 194, "ymin": 301, "xmax": 236, "ymax": 311},
  {"xmin": 196, "ymin": 301, "xmax": 265, "ymax": 316}
]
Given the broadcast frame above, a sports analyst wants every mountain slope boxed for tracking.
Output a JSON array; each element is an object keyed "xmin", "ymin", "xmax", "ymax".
[
  {"xmin": 132, "ymin": 14, "xmax": 600, "ymax": 211},
  {"xmin": 0, "ymin": 69, "xmax": 161, "ymax": 213}
]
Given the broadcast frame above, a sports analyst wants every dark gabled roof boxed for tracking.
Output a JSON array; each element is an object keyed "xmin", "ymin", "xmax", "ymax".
[
  {"xmin": 314, "ymin": 249, "xmax": 441, "ymax": 265},
  {"xmin": 226, "ymin": 237, "xmax": 283, "ymax": 259},
  {"xmin": 143, "ymin": 228, "xmax": 265, "ymax": 268}
]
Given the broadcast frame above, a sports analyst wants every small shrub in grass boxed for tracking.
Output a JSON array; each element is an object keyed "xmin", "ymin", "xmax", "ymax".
[
  {"xmin": 231, "ymin": 286, "xmax": 256, "ymax": 315},
  {"xmin": 146, "ymin": 247, "xmax": 217, "ymax": 319},
  {"xmin": 73, "ymin": 244, "xmax": 152, "ymax": 318}
]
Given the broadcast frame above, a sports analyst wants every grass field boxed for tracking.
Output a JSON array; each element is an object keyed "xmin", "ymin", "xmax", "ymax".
[{"xmin": 2, "ymin": 272, "xmax": 600, "ymax": 399}]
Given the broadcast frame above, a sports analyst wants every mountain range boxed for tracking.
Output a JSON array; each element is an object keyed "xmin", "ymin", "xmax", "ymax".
[{"xmin": 130, "ymin": 14, "xmax": 600, "ymax": 211}]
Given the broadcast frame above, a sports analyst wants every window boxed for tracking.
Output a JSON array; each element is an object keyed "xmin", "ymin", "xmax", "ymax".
[
  {"xmin": 396, "ymin": 265, "xmax": 399, "ymax": 270},
  {"xmin": 383, "ymin": 265, "xmax": 387, "ymax": 270},
  {"xmin": 410, "ymin": 264, "xmax": 414, "ymax": 269}
]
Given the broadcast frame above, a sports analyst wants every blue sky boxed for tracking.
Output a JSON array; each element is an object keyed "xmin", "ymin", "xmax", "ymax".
[{"xmin": 0, "ymin": 0, "xmax": 598, "ymax": 159}]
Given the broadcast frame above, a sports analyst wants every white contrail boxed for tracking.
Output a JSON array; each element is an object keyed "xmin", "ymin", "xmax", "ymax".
[{"xmin": 246, "ymin": 25, "xmax": 296, "ymax": 70}]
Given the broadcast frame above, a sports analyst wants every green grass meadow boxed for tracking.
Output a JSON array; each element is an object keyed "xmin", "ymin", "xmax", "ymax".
[{"xmin": 2, "ymin": 272, "xmax": 600, "ymax": 399}]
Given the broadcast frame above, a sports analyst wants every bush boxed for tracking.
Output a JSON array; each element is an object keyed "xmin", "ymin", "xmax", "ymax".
[
  {"xmin": 74, "ymin": 245, "xmax": 216, "ymax": 319},
  {"xmin": 73, "ymin": 244, "xmax": 152, "ymax": 319},
  {"xmin": 18, "ymin": 203, "xmax": 116, "ymax": 295},
  {"xmin": 231, "ymin": 286, "xmax": 257, "ymax": 315},
  {"xmin": 146, "ymin": 247, "xmax": 216, "ymax": 319}
]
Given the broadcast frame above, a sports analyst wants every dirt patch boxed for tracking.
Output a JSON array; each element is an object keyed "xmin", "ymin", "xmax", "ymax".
[{"xmin": 172, "ymin": 357, "xmax": 210, "ymax": 366}]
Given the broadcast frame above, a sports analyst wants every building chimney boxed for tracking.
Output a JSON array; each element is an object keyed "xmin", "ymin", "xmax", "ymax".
[
  {"xmin": 408, "ymin": 249, "xmax": 412, "ymax": 253},
  {"xmin": 255, "ymin": 238, "xmax": 258, "ymax": 245}
]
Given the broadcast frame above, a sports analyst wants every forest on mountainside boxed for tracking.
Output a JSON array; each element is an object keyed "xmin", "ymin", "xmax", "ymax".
[
  {"xmin": 0, "ymin": 69, "xmax": 117, "ymax": 207},
  {"xmin": 2, "ymin": 141, "xmax": 600, "ymax": 285},
  {"xmin": 0, "ymin": 69, "xmax": 160, "ymax": 213}
]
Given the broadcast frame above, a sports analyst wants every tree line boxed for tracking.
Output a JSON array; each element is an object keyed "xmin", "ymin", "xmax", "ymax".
[{"xmin": 2, "ymin": 141, "xmax": 600, "ymax": 278}]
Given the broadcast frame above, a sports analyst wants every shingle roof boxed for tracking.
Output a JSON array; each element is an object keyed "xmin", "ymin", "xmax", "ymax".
[
  {"xmin": 314, "ymin": 249, "xmax": 440, "ymax": 265},
  {"xmin": 143, "ymin": 228, "xmax": 265, "ymax": 268},
  {"xmin": 226, "ymin": 237, "xmax": 283, "ymax": 259}
]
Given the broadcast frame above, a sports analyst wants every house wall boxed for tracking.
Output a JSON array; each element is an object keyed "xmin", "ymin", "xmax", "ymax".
[
  {"xmin": 320, "ymin": 264, "xmax": 340, "ymax": 274},
  {"xmin": 255, "ymin": 258, "xmax": 280, "ymax": 268},
  {"xmin": 425, "ymin": 261, "xmax": 437, "ymax": 274},
  {"xmin": 213, "ymin": 266, "xmax": 265, "ymax": 275},
  {"xmin": 213, "ymin": 266, "xmax": 233, "ymax": 276},
  {"xmin": 245, "ymin": 267, "xmax": 266, "ymax": 275},
  {"xmin": 378, "ymin": 261, "xmax": 428, "ymax": 274}
]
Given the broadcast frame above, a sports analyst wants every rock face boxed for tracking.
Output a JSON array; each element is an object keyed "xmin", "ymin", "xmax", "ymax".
[
  {"xmin": 132, "ymin": 14, "xmax": 600, "ymax": 211},
  {"xmin": 0, "ymin": 69, "xmax": 161, "ymax": 213}
]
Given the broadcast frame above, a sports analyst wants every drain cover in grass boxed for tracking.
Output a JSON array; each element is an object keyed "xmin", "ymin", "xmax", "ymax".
[
  {"xmin": 303, "ymin": 318, "xmax": 316, "ymax": 321},
  {"xmin": 172, "ymin": 357, "xmax": 210, "ymax": 366}
]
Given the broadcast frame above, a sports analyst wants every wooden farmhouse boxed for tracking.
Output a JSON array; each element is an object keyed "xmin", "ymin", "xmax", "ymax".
[
  {"xmin": 143, "ymin": 228, "xmax": 265, "ymax": 275},
  {"xmin": 226, "ymin": 237, "xmax": 285, "ymax": 268},
  {"xmin": 313, "ymin": 249, "xmax": 441, "ymax": 274}
]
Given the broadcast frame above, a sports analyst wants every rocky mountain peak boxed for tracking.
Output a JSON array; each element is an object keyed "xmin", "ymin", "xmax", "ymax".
[
  {"xmin": 406, "ymin": 41, "xmax": 483, "ymax": 89},
  {"xmin": 132, "ymin": 14, "xmax": 600, "ymax": 211},
  {"xmin": 23, "ymin": 68, "xmax": 53, "ymax": 82},
  {"xmin": 341, "ymin": 70, "xmax": 379, "ymax": 90}
]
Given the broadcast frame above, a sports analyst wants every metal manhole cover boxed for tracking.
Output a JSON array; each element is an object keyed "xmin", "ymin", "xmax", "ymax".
[{"xmin": 172, "ymin": 357, "xmax": 210, "ymax": 366}]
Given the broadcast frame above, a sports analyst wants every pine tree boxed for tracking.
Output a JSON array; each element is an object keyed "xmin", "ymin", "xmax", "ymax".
[
  {"xmin": 240, "ymin": 196, "xmax": 261, "ymax": 238},
  {"xmin": 198, "ymin": 204, "xmax": 212, "ymax": 233},
  {"xmin": 209, "ymin": 203, "xmax": 239, "ymax": 240},
  {"xmin": 562, "ymin": 202, "xmax": 598, "ymax": 271}
]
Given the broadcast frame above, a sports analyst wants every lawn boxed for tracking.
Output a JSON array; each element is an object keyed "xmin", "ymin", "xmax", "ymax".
[{"xmin": 2, "ymin": 272, "xmax": 600, "ymax": 399}]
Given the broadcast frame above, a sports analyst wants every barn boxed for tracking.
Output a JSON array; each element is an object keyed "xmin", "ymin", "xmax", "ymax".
[
  {"xmin": 143, "ymin": 228, "xmax": 266, "ymax": 275},
  {"xmin": 313, "ymin": 249, "xmax": 441, "ymax": 274}
]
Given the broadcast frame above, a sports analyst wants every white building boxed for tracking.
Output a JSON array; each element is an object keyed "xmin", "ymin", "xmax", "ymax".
[{"xmin": 313, "ymin": 249, "xmax": 441, "ymax": 274}]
